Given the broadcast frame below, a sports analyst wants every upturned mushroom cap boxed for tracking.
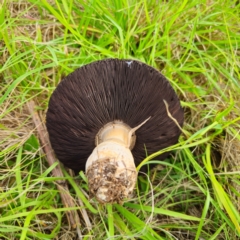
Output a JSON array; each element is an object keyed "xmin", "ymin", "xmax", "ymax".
[{"xmin": 46, "ymin": 59, "xmax": 184, "ymax": 173}]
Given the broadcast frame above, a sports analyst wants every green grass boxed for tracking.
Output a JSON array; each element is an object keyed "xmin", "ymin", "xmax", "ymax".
[{"xmin": 1, "ymin": 0, "xmax": 240, "ymax": 239}]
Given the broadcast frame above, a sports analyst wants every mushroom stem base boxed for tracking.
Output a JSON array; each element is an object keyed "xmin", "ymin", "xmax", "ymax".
[
  {"xmin": 86, "ymin": 141, "xmax": 137, "ymax": 204},
  {"xmin": 87, "ymin": 157, "xmax": 137, "ymax": 204}
]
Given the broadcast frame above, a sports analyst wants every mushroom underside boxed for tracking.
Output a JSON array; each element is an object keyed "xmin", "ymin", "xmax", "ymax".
[{"xmin": 46, "ymin": 59, "xmax": 184, "ymax": 202}]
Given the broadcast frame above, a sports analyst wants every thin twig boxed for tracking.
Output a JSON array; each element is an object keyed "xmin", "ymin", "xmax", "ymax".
[{"xmin": 27, "ymin": 100, "xmax": 82, "ymax": 239}]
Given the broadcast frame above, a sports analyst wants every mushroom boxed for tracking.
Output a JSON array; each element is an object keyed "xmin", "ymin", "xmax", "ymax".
[{"xmin": 46, "ymin": 59, "xmax": 184, "ymax": 203}]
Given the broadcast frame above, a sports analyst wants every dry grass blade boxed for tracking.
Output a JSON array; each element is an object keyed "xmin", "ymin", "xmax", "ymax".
[{"xmin": 27, "ymin": 100, "xmax": 82, "ymax": 238}]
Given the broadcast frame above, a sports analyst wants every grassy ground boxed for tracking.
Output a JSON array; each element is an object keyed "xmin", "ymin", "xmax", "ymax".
[{"xmin": 1, "ymin": 0, "xmax": 240, "ymax": 239}]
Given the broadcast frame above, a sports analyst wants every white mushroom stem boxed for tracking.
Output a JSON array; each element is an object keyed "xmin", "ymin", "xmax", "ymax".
[{"xmin": 86, "ymin": 117, "xmax": 150, "ymax": 203}]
